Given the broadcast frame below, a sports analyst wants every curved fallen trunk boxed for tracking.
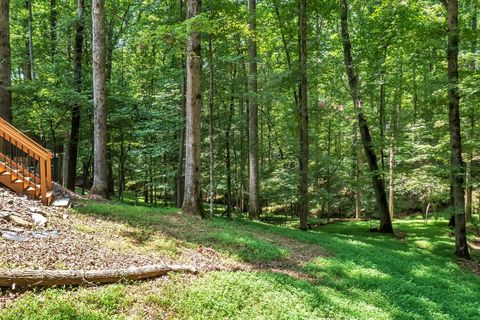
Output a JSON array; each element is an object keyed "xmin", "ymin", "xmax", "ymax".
[{"xmin": 0, "ymin": 264, "xmax": 198, "ymax": 288}]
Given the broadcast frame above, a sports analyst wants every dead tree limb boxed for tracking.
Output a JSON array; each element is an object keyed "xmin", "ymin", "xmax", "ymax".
[{"xmin": 0, "ymin": 264, "xmax": 198, "ymax": 288}]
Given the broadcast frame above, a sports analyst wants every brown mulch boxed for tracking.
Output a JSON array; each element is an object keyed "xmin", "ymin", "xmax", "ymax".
[{"xmin": 0, "ymin": 185, "xmax": 173, "ymax": 271}]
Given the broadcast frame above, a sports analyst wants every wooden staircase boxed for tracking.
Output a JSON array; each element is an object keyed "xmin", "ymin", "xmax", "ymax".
[{"xmin": 0, "ymin": 117, "xmax": 53, "ymax": 205}]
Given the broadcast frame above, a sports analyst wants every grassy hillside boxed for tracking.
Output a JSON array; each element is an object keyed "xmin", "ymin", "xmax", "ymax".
[{"xmin": 1, "ymin": 202, "xmax": 479, "ymax": 319}]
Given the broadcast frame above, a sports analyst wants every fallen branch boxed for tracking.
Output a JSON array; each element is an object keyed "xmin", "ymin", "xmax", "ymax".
[{"xmin": 0, "ymin": 264, "xmax": 198, "ymax": 288}]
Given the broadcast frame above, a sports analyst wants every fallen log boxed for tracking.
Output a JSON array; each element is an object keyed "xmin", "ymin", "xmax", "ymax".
[{"xmin": 0, "ymin": 264, "xmax": 198, "ymax": 288}]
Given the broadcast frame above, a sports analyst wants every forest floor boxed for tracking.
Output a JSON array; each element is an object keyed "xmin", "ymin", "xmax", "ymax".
[{"xmin": 1, "ymin": 199, "xmax": 480, "ymax": 319}]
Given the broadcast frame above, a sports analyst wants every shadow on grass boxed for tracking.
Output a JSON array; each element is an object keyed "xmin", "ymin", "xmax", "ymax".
[{"xmin": 73, "ymin": 201, "xmax": 480, "ymax": 319}]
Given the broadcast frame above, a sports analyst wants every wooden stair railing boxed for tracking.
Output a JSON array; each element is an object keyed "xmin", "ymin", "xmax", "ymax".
[{"xmin": 0, "ymin": 117, "xmax": 53, "ymax": 205}]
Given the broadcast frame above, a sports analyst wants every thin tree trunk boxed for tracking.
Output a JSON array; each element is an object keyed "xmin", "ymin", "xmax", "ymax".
[
  {"xmin": 67, "ymin": 0, "xmax": 85, "ymax": 192},
  {"xmin": 379, "ymin": 46, "xmax": 387, "ymax": 171},
  {"xmin": 91, "ymin": 0, "xmax": 109, "ymax": 198},
  {"xmin": 149, "ymin": 156, "xmax": 153, "ymax": 204},
  {"xmin": 445, "ymin": 0, "xmax": 470, "ymax": 258},
  {"xmin": 108, "ymin": 150, "xmax": 115, "ymax": 196},
  {"xmin": 425, "ymin": 202, "xmax": 430, "ymax": 225},
  {"xmin": 27, "ymin": 0, "xmax": 35, "ymax": 80},
  {"xmin": 389, "ymin": 62, "xmax": 403, "ymax": 220},
  {"xmin": 412, "ymin": 61, "xmax": 418, "ymax": 124},
  {"xmin": 225, "ymin": 67, "xmax": 237, "ymax": 219},
  {"xmin": 182, "ymin": 0, "xmax": 204, "ymax": 217},
  {"xmin": 355, "ymin": 129, "xmax": 361, "ymax": 220},
  {"xmin": 0, "ymin": 0, "xmax": 12, "ymax": 122},
  {"xmin": 208, "ymin": 36, "xmax": 215, "ymax": 217},
  {"xmin": 239, "ymin": 65, "xmax": 247, "ymax": 213},
  {"xmin": 339, "ymin": 0, "xmax": 393, "ymax": 233},
  {"xmin": 118, "ymin": 136, "xmax": 126, "ymax": 199},
  {"xmin": 50, "ymin": 0, "xmax": 57, "ymax": 59},
  {"xmin": 325, "ymin": 119, "xmax": 332, "ymax": 220},
  {"xmin": 465, "ymin": 0, "xmax": 477, "ymax": 221},
  {"xmin": 298, "ymin": 0, "xmax": 308, "ymax": 230},
  {"xmin": 144, "ymin": 175, "xmax": 149, "ymax": 204},
  {"xmin": 176, "ymin": 0, "xmax": 186, "ymax": 208},
  {"xmin": 248, "ymin": 0, "xmax": 260, "ymax": 219},
  {"xmin": 388, "ymin": 143, "xmax": 394, "ymax": 219},
  {"xmin": 62, "ymin": 143, "xmax": 68, "ymax": 186}
]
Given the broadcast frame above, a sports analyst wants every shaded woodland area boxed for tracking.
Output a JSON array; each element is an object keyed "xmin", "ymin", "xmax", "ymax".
[{"xmin": 0, "ymin": 0, "xmax": 479, "ymax": 261}]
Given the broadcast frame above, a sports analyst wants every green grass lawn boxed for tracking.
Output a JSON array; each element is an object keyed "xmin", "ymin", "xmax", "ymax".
[{"xmin": 1, "ymin": 202, "xmax": 479, "ymax": 319}]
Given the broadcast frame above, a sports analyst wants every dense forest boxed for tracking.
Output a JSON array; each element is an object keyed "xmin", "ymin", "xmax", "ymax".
[{"xmin": 0, "ymin": 0, "xmax": 478, "ymax": 261}]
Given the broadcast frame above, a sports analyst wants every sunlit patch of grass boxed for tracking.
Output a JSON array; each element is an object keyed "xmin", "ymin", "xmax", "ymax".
[
  {"xmin": 0, "ymin": 285, "xmax": 129, "ymax": 320},
  {"xmin": 204, "ymin": 231, "xmax": 289, "ymax": 262},
  {"xmin": 415, "ymin": 239, "xmax": 433, "ymax": 250}
]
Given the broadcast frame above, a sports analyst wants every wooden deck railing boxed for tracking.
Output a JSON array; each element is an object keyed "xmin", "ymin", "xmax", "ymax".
[{"xmin": 0, "ymin": 117, "xmax": 53, "ymax": 205}]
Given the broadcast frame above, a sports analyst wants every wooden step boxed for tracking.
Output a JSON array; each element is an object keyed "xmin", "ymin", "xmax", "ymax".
[{"xmin": 0, "ymin": 119, "xmax": 53, "ymax": 206}]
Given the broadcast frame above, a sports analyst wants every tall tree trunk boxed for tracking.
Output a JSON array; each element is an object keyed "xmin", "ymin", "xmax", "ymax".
[
  {"xmin": 388, "ymin": 62, "xmax": 403, "ymax": 220},
  {"xmin": 67, "ymin": 0, "xmax": 85, "ymax": 192},
  {"xmin": 225, "ymin": 67, "xmax": 237, "ymax": 219},
  {"xmin": 239, "ymin": 56, "xmax": 247, "ymax": 213},
  {"xmin": 176, "ymin": 0, "xmax": 186, "ymax": 208},
  {"xmin": 298, "ymin": 0, "xmax": 308, "ymax": 230},
  {"xmin": 118, "ymin": 136, "xmax": 126, "ymax": 199},
  {"xmin": 412, "ymin": 60, "xmax": 418, "ymax": 124},
  {"xmin": 445, "ymin": 0, "xmax": 470, "ymax": 258},
  {"xmin": 107, "ymin": 150, "xmax": 114, "ymax": 197},
  {"xmin": 339, "ymin": 0, "xmax": 393, "ymax": 233},
  {"xmin": 465, "ymin": 140, "xmax": 473, "ymax": 220},
  {"xmin": 27, "ymin": 0, "xmax": 35, "ymax": 80},
  {"xmin": 182, "ymin": 0, "xmax": 204, "ymax": 217},
  {"xmin": 354, "ymin": 129, "xmax": 361, "ymax": 220},
  {"xmin": 208, "ymin": 36, "xmax": 215, "ymax": 217},
  {"xmin": 0, "ymin": 0, "xmax": 12, "ymax": 122},
  {"xmin": 324, "ymin": 119, "xmax": 332, "ymax": 220},
  {"xmin": 465, "ymin": 0, "xmax": 477, "ymax": 221},
  {"xmin": 50, "ymin": 0, "xmax": 57, "ymax": 59},
  {"xmin": 62, "ymin": 143, "xmax": 68, "ymax": 186},
  {"xmin": 378, "ymin": 46, "xmax": 388, "ymax": 172},
  {"xmin": 248, "ymin": 0, "xmax": 260, "ymax": 219},
  {"xmin": 91, "ymin": 0, "xmax": 109, "ymax": 198},
  {"xmin": 149, "ymin": 156, "xmax": 154, "ymax": 204}
]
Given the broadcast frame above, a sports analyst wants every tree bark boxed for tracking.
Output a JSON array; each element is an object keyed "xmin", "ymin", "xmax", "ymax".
[
  {"xmin": 91, "ymin": 0, "xmax": 109, "ymax": 198},
  {"xmin": 182, "ymin": 0, "xmax": 204, "ymax": 217},
  {"xmin": 0, "ymin": 265, "xmax": 198, "ymax": 288},
  {"xmin": 298, "ymin": 0, "xmax": 308, "ymax": 230},
  {"xmin": 67, "ymin": 0, "xmax": 85, "ymax": 192},
  {"xmin": 0, "ymin": 0, "xmax": 12, "ymax": 123},
  {"xmin": 248, "ymin": 0, "xmax": 260, "ymax": 219},
  {"xmin": 445, "ymin": 0, "xmax": 470, "ymax": 258},
  {"xmin": 339, "ymin": 0, "xmax": 393, "ymax": 233}
]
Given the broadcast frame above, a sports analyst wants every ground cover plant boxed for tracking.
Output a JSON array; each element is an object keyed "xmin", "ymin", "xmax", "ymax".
[{"xmin": 1, "ymin": 202, "xmax": 478, "ymax": 319}]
